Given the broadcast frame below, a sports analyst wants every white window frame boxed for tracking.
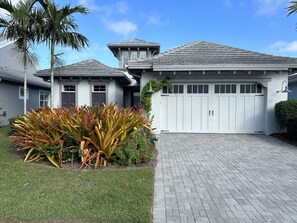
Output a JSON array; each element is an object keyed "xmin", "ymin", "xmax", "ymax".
[
  {"xmin": 92, "ymin": 85, "xmax": 106, "ymax": 92},
  {"xmin": 19, "ymin": 86, "xmax": 29, "ymax": 100},
  {"xmin": 39, "ymin": 90, "xmax": 50, "ymax": 107},
  {"xmin": 62, "ymin": 85, "xmax": 76, "ymax": 92}
]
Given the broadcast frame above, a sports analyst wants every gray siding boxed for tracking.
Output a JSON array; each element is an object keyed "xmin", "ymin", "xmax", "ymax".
[
  {"xmin": 0, "ymin": 80, "xmax": 48, "ymax": 126},
  {"xmin": 289, "ymin": 82, "xmax": 297, "ymax": 100}
]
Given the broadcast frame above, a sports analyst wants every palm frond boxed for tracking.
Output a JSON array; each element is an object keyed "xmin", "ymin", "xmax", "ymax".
[{"xmin": 288, "ymin": 1, "xmax": 297, "ymax": 16}]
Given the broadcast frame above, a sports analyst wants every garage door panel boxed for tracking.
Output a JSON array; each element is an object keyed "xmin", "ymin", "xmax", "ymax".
[
  {"xmin": 176, "ymin": 96, "xmax": 184, "ymax": 131},
  {"xmin": 245, "ymin": 96, "xmax": 255, "ymax": 132},
  {"xmin": 184, "ymin": 96, "xmax": 192, "ymax": 131},
  {"xmin": 161, "ymin": 96, "xmax": 168, "ymax": 130},
  {"xmin": 160, "ymin": 83, "xmax": 265, "ymax": 134},
  {"xmin": 255, "ymin": 96, "xmax": 264, "ymax": 132},
  {"xmin": 167, "ymin": 96, "xmax": 177, "ymax": 131}
]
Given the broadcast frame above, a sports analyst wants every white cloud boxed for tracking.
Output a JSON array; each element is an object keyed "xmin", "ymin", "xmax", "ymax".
[
  {"xmin": 223, "ymin": 0, "xmax": 233, "ymax": 7},
  {"xmin": 147, "ymin": 12, "xmax": 169, "ymax": 25},
  {"xmin": 269, "ymin": 40, "xmax": 297, "ymax": 52},
  {"xmin": 78, "ymin": 0, "xmax": 127, "ymax": 14},
  {"xmin": 103, "ymin": 19, "xmax": 137, "ymax": 37},
  {"xmin": 254, "ymin": 0, "xmax": 285, "ymax": 15}
]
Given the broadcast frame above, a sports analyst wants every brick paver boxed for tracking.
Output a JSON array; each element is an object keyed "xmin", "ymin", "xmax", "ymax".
[{"xmin": 153, "ymin": 134, "xmax": 297, "ymax": 223}]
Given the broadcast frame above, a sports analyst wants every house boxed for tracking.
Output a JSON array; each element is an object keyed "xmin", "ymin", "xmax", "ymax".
[
  {"xmin": 36, "ymin": 38, "xmax": 297, "ymax": 135},
  {"xmin": 35, "ymin": 38, "xmax": 160, "ymax": 108},
  {"xmin": 0, "ymin": 37, "xmax": 50, "ymax": 126},
  {"xmin": 289, "ymin": 73, "xmax": 297, "ymax": 100},
  {"xmin": 127, "ymin": 40, "xmax": 297, "ymax": 135}
]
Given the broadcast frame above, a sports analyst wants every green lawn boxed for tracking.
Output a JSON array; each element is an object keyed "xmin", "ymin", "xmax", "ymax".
[{"xmin": 0, "ymin": 127, "xmax": 154, "ymax": 223}]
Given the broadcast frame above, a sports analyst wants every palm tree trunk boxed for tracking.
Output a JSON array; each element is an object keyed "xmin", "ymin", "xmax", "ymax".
[
  {"xmin": 24, "ymin": 62, "xmax": 27, "ymax": 114},
  {"xmin": 50, "ymin": 38, "xmax": 55, "ymax": 108}
]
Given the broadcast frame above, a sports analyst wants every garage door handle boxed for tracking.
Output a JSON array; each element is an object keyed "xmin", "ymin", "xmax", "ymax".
[
  {"xmin": 209, "ymin": 110, "xmax": 211, "ymax": 116},
  {"xmin": 212, "ymin": 110, "xmax": 214, "ymax": 116}
]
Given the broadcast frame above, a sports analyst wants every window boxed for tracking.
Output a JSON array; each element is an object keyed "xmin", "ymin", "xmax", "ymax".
[
  {"xmin": 92, "ymin": 85, "xmax": 106, "ymax": 106},
  {"xmin": 130, "ymin": 51, "xmax": 138, "ymax": 60},
  {"xmin": 214, "ymin": 84, "xmax": 236, "ymax": 94},
  {"xmin": 139, "ymin": 51, "xmax": 147, "ymax": 59},
  {"xmin": 40, "ymin": 91, "xmax": 50, "ymax": 107},
  {"xmin": 62, "ymin": 85, "xmax": 76, "ymax": 108},
  {"xmin": 122, "ymin": 51, "xmax": 129, "ymax": 67},
  {"xmin": 187, "ymin": 84, "xmax": 209, "ymax": 94},
  {"xmin": 63, "ymin": 85, "xmax": 75, "ymax": 92},
  {"xmin": 240, "ymin": 84, "xmax": 262, "ymax": 94},
  {"xmin": 19, "ymin": 86, "xmax": 29, "ymax": 99},
  {"xmin": 93, "ymin": 85, "xmax": 106, "ymax": 92},
  {"xmin": 162, "ymin": 84, "xmax": 184, "ymax": 94}
]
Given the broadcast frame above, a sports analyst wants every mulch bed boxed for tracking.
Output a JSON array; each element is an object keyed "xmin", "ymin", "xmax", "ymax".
[{"xmin": 271, "ymin": 133, "xmax": 297, "ymax": 147}]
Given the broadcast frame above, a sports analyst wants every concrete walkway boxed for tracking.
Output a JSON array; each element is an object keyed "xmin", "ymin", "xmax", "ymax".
[{"xmin": 153, "ymin": 134, "xmax": 297, "ymax": 223}]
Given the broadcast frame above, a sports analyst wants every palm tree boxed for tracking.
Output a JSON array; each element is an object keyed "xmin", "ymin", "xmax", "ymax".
[
  {"xmin": 0, "ymin": 0, "xmax": 42, "ymax": 114},
  {"xmin": 288, "ymin": 1, "xmax": 297, "ymax": 16},
  {"xmin": 36, "ymin": 0, "xmax": 89, "ymax": 108}
]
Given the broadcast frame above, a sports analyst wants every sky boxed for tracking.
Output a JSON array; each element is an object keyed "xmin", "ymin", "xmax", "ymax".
[{"xmin": 2, "ymin": 0, "xmax": 297, "ymax": 69}]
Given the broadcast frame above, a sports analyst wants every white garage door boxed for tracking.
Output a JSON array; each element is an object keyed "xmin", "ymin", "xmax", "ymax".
[{"xmin": 160, "ymin": 83, "xmax": 265, "ymax": 133}]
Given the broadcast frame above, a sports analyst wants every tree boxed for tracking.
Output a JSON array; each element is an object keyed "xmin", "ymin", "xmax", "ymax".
[
  {"xmin": 288, "ymin": 1, "xmax": 297, "ymax": 16},
  {"xmin": 36, "ymin": 0, "xmax": 89, "ymax": 108},
  {"xmin": 0, "ymin": 0, "xmax": 42, "ymax": 114}
]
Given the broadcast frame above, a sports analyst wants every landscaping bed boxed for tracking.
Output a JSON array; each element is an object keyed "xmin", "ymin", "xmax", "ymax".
[{"xmin": 0, "ymin": 126, "xmax": 155, "ymax": 223}]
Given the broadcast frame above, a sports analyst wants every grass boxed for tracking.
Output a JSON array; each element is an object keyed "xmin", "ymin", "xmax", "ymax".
[{"xmin": 0, "ymin": 127, "xmax": 154, "ymax": 223}]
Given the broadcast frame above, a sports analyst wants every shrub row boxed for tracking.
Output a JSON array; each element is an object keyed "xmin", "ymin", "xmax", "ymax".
[
  {"xmin": 275, "ymin": 100, "xmax": 297, "ymax": 140},
  {"xmin": 10, "ymin": 104, "xmax": 155, "ymax": 169}
]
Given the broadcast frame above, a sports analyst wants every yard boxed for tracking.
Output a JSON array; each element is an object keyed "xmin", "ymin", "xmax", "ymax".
[{"xmin": 0, "ymin": 126, "xmax": 154, "ymax": 223}]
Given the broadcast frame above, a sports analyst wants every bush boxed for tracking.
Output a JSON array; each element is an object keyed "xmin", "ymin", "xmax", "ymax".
[
  {"xmin": 9, "ymin": 115, "xmax": 23, "ymax": 126},
  {"xmin": 275, "ymin": 100, "xmax": 297, "ymax": 129},
  {"xmin": 116, "ymin": 129, "xmax": 156, "ymax": 166},
  {"xmin": 10, "ymin": 104, "xmax": 153, "ymax": 169},
  {"xmin": 288, "ymin": 118, "xmax": 297, "ymax": 139}
]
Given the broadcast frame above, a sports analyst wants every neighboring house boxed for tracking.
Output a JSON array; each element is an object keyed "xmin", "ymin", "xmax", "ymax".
[
  {"xmin": 289, "ymin": 73, "xmax": 297, "ymax": 100},
  {"xmin": 0, "ymin": 37, "xmax": 50, "ymax": 126},
  {"xmin": 127, "ymin": 40, "xmax": 297, "ymax": 135},
  {"xmin": 36, "ymin": 38, "xmax": 297, "ymax": 135}
]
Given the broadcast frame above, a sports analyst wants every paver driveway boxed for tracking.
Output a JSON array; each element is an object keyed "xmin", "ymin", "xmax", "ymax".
[{"xmin": 153, "ymin": 134, "xmax": 297, "ymax": 223}]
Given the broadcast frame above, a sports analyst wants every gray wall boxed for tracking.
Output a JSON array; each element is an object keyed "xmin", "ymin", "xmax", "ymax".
[
  {"xmin": 289, "ymin": 81, "xmax": 297, "ymax": 100},
  {"xmin": 0, "ymin": 80, "xmax": 48, "ymax": 126}
]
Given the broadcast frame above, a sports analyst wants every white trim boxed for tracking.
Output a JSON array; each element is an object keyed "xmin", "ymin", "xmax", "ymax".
[
  {"xmin": 39, "ymin": 90, "xmax": 50, "ymax": 107},
  {"xmin": 19, "ymin": 86, "xmax": 29, "ymax": 100}
]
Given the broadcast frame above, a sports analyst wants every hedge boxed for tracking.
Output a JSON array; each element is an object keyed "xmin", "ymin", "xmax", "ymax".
[
  {"xmin": 275, "ymin": 100, "xmax": 297, "ymax": 129},
  {"xmin": 288, "ymin": 118, "xmax": 297, "ymax": 139}
]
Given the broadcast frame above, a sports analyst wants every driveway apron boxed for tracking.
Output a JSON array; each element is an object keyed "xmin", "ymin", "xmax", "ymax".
[{"xmin": 153, "ymin": 134, "xmax": 297, "ymax": 223}]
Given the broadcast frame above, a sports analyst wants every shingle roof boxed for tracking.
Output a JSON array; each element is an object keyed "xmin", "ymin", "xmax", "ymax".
[
  {"xmin": 35, "ymin": 59, "xmax": 131, "ymax": 85},
  {"xmin": 107, "ymin": 38, "xmax": 160, "ymax": 48},
  {"xmin": 0, "ymin": 66, "xmax": 50, "ymax": 88},
  {"xmin": 128, "ymin": 41, "xmax": 297, "ymax": 69}
]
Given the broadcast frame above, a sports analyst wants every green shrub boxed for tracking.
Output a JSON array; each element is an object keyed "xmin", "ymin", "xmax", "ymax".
[
  {"xmin": 115, "ymin": 129, "xmax": 156, "ymax": 166},
  {"xmin": 275, "ymin": 100, "xmax": 297, "ymax": 129},
  {"xmin": 288, "ymin": 118, "xmax": 297, "ymax": 139}
]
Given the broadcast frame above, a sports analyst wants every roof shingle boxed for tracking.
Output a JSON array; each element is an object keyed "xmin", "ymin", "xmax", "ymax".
[{"xmin": 128, "ymin": 41, "xmax": 297, "ymax": 68}]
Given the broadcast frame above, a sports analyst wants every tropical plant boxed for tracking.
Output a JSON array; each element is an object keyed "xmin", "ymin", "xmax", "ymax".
[
  {"xmin": 80, "ymin": 104, "xmax": 152, "ymax": 169},
  {"xmin": 35, "ymin": 0, "xmax": 89, "ymax": 107},
  {"xmin": 0, "ymin": 0, "xmax": 42, "ymax": 114},
  {"xmin": 10, "ymin": 104, "xmax": 153, "ymax": 169}
]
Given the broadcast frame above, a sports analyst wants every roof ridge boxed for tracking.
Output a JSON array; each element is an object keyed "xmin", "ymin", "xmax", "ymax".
[
  {"xmin": 201, "ymin": 40, "xmax": 296, "ymax": 60},
  {"xmin": 143, "ymin": 40, "xmax": 202, "ymax": 61}
]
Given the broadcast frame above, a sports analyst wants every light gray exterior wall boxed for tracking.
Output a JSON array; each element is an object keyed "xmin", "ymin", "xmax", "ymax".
[
  {"xmin": 53, "ymin": 79, "xmax": 124, "ymax": 108},
  {"xmin": 0, "ymin": 80, "xmax": 49, "ymax": 126},
  {"xmin": 288, "ymin": 81, "xmax": 297, "ymax": 100}
]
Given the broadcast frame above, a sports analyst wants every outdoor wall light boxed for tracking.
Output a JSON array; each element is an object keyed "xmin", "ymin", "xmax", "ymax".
[
  {"xmin": 147, "ymin": 82, "xmax": 154, "ymax": 93},
  {"xmin": 276, "ymin": 80, "xmax": 291, "ymax": 93}
]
